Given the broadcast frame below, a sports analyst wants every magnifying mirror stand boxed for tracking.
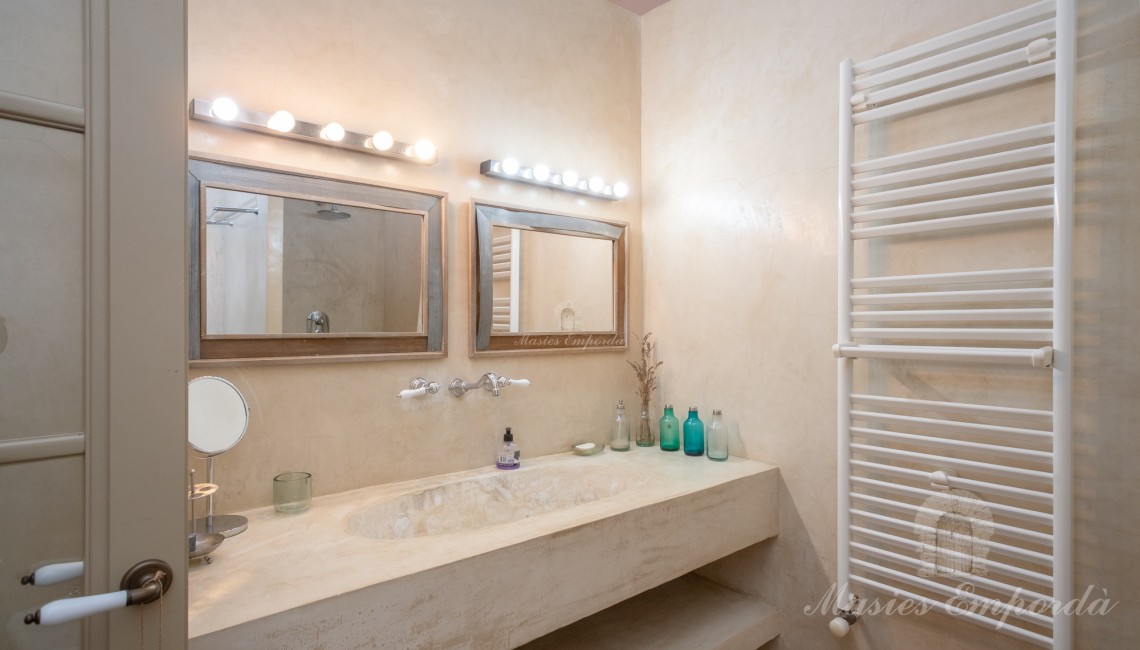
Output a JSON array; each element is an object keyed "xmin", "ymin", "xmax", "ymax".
[{"xmin": 193, "ymin": 455, "xmax": 248, "ymax": 538}]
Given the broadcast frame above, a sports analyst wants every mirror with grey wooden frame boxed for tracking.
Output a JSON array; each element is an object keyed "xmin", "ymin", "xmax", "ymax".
[
  {"xmin": 470, "ymin": 201, "xmax": 627, "ymax": 356},
  {"xmin": 189, "ymin": 157, "xmax": 446, "ymax": 364}
]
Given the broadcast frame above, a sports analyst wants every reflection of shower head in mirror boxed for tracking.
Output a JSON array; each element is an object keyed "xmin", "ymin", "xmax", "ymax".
[{"xmin": 313, "ymin": 202, "xmax": 352, "ymax": 220}]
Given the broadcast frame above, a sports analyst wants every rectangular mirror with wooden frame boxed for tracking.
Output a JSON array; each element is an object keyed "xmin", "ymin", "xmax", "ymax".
[
  {"xmin": 470, "ymin": 200, "xmax": 627, "ymax": 356},
  {"xmin": 189, "ymin": 157, "xmax": 446, "ymax": 365}
]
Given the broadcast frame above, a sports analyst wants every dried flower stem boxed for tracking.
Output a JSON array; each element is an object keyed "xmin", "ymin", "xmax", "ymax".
[{"xmin": 627, "ymin": 332, "xmax": 663, "ymax": 410}]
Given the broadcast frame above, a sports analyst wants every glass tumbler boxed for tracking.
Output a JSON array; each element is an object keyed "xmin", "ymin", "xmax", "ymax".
[{"xmin": 273, "ymin": 471, "xmax": 312, "ymax": 513}]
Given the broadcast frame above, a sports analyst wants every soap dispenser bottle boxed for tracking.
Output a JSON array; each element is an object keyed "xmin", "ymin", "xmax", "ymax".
[
  {"xmin": 496, "ymin": 427, "xmax": 520, "ymax": 470},
  {"xmin": 610, "ymin": 400, "xmax": 630, "ymax": 451}
]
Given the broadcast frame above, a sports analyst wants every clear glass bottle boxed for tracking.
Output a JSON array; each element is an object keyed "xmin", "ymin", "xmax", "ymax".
[
  {"xmin": 659, "ymin": 404, "xmax": 680, "ymax": 451},
  {"xmin": 636, "ymin": 403, "xmax": 655, "ymax": 447},
  {"xmin": 610, "ymin": 400, "xmax": 630, "ymax": 451},
  {"xmin": 706, "ymin": 409, "xmax": 729, "ymax": 461},
  {"xmin": 683, "ymin": 406, "xmax": 704, "ymax": 456}
]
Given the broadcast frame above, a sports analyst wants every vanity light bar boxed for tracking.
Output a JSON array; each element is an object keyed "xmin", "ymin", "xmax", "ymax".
[
  {"xmin": 480, "ymin": 159, "xmax": 629, "ymax": 201},
  {"xmin": 189, "ymin": 98, "xmax": 438, "ymax": 165}
]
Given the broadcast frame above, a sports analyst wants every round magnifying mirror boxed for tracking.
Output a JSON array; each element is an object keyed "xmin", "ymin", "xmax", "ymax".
[{"xmin": 188, "ymin": 376, "xmax": 249, "ymax": 456}]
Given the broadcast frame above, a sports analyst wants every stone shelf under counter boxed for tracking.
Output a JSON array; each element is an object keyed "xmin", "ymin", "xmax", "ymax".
[
  {"xmin": 189, "ymin": 448, "xmax": 778, "ymax": 649},
  {"xmin": 521, "ymin": 573, "xmax": 780, "ymax": 650}
]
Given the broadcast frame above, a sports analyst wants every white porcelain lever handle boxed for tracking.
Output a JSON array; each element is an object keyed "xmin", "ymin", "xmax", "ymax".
[
  {"xmin": 508, "ymin": 378, "xmax": 530, "ymax": 387},
  {"xmin": 22, "ymin": 561, "xmax": 83, "ymax": 586},
  {"xmin": 397, "ymin": 378, "xmax": 440, "ymax": 399},
  {"xmin": 25, "ymin": 559, "xmax": 172, "ymax": 626},
  {"xmin": 32, "ymin": 591, "xmax": 129, "ymax": 626}
]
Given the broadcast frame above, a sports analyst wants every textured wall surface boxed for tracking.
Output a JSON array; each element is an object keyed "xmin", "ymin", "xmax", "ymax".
[
  {"xmin": 188, "ymin": 0, "xmax": 643, "ymax": 512},
  {"xmin": 642, "ymin": 0, "xmax": 1140, "ymax": 648}
]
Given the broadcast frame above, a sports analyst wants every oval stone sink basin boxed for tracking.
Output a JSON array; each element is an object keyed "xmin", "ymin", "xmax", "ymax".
[{"xmin": 345, "ymin": 463, "xmax": 648, "ymax": 539}]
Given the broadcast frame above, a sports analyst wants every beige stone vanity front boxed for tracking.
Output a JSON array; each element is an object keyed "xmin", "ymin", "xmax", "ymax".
[{"xmin": 189, "ymin": 449, "xmax": 778, "ymax": 649}]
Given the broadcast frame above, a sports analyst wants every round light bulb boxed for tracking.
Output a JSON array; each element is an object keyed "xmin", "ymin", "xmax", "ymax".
[
  {"xmin": 613, "ymin": 182, "xmax": 630, "ymax": 198},
  {"xmin": 533, "ymin": 165, "xmax": 550, "ymax": 181},
  {"xmin": 266, "ymin": 110, "xmax": 295, "ymax": 132},
  {"xmin": 588, "ymin": 176, "xmax": 604, "ymax": 192},
  {"xmin": 209, "ymin": 97, "xmax": 239, "ymax": 121},
  {"xmin": 414, "ymin": 139, "xmax": 436, "ymax": 161},
  {"xmin": 320, "ymin": 122, "xmax": 345, "ymax": 142},
  {"xmin": 369, "ymin": 130, "xmax": 394, "ymax": 151},
  {"xmin": 501, "ymin": 158, "xmax": 520, "ymax": 175},
  {"xmin": 562, "ymin": 170, "xmax": 579, "ymax": 187}
]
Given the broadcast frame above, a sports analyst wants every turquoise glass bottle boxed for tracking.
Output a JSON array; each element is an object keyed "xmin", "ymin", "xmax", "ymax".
[
  {"xmin": 659, "ymin": 404, "xmax": 680, "ymax": 451},
  {"xmin": 683, "ymin": 406, "xmax": 704, "ymax": 456}
]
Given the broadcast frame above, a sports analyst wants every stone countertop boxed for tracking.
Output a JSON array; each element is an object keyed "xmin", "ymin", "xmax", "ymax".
[{"xmin": 188, "ymin": 448, "xmax": 776, "ymax": 639}]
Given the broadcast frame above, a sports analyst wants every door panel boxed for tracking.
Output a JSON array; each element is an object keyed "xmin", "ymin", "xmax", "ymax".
[
  {"xmin": 0, "ymin": 0, "xmax": 84, "ymax": 107},
  {"xmin": 0, "ymin": 118, "xmax": 84, "ymax": 441},
  {"xmin": 2, "ymin": 0, "xmax": 187, "ymax": 647},
  {"xmin": 0, "ymin": 88, "xmax": 84, "ymax": 650},
  {"xmin": 0, "ymin": 456, "xmax": 84, "ymax": 649}
]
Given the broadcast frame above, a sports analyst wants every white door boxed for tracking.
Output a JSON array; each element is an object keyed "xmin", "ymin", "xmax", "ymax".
[{"xmin": 0, "ymin": 1, "xmax": 187, "ymax": 648}]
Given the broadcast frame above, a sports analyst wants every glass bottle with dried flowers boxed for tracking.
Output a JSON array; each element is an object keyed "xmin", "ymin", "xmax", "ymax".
[{"xmin": 628, "ymin": 332, "xmax": 663, "ymax": 447}]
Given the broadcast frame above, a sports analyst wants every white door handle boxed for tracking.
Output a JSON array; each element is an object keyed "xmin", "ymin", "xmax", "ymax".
[
  {"xmin": 31, "ymin": 591, "xmax": 129, "ymax": 625},
  {"xmin": 24, "ymin": 559, "xmax": 172, "ymax": 626},
  {"xmin": 21, "ymin": 561, "xmax": 84, "ymax": 586}
]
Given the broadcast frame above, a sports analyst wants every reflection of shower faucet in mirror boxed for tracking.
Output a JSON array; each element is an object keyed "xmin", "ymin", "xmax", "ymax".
[
  {"xmin": 188, "ymin": 376, "xmax": 251, "ymax": 540},
  {"xmin": 306, "ymin": 310, "xmax": 330, "ymax": 333}
]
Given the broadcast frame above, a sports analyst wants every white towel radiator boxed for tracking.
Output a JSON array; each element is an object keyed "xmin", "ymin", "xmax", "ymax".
[{"xmin": 833, "ymin": 1, "xmax": 1074, "ymax": 647}]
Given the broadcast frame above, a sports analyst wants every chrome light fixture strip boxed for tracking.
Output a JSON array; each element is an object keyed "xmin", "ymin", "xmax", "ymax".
[
  {"xmin": 479, "ymin": 159, "xmax": 627, "ymax": 201},
  {"xmin": 189, "ymin": 98, "xmax": 437, "ymax": 165}
]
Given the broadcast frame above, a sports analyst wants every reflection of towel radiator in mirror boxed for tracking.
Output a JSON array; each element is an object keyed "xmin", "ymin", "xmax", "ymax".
[
  {"xmin": 491, "ymin": 229, "xmax": 520, "ymax": 332},
  {"xmin": 832, "ymin": 1, "xmax": 1073, "ymax": 647}
]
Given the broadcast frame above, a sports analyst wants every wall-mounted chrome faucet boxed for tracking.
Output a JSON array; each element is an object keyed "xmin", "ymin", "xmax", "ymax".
[
  {"xmin": 306, "ymin": 310, "xmax": 330, "ymax": 333},
  {"xmin": 449, "ymin": 373, "xmax": 531, "ymax": 397},
  {"xmin": 398, "ymin": 378, "xmax": 442, "ymax": 399}
]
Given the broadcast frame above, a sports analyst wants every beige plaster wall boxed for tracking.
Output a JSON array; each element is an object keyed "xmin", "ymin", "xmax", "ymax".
[
  {"xmin": 642, "ymin": 0, "xmax": 1140, "ymax": 648},
  {"xmin": 188, "ymin": 0, "xmax": 642, "ymax": 512}
]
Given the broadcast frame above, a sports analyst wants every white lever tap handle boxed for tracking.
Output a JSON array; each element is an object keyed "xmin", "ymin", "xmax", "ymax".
[
  {"xmin": 35, "ymin": 591, "xmax": 128, "ymax": 626},
  {"xmin": 22, "ymin": 561, "xmax": 84, "ymax": 586},
  {"xmin": 509, "ymin": 378, "xmax": 531, "ymax": 387},
  {"xmin": 398, "ymin": 387, "xmax": 428, "ymax": 399}
]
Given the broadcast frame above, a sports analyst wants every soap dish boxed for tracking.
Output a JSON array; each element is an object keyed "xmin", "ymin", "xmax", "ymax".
[{"xmin": 572, "ymin": 442, "xmax": 604, "ymax": 456}]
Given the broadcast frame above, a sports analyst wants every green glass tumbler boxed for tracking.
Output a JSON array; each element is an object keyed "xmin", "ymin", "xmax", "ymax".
[{"xmin": 273, "ymin": 471, "xmax": 312, "ymax": 514}]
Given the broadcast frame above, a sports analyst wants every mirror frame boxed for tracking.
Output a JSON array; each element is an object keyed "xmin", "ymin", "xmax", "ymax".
[
  {"xmin": 188, "ymin": 156, "xmax": 447, "ymax": 365},
  {"xmin": 469, "ymin": 200, "xmax": 627, "ymax": 356}
]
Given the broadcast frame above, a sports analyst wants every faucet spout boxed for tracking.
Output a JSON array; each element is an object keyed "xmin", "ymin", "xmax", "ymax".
[
  {"xmin": 481, "ymin": 372, "xmax": 502, "ymax": 397},
  {"xmin": 448, "ymin": 373, "xmax": 530, "ymax": 398}
]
